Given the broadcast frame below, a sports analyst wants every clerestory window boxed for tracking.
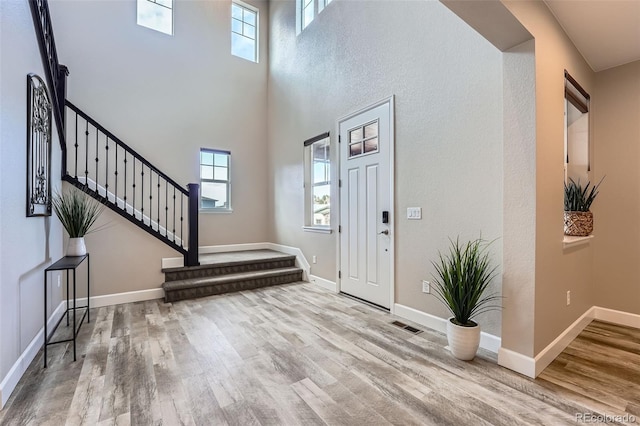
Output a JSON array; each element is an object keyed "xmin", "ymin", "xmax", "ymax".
[
  {"xmin": 231, "ymin": 1, "xmax": 258, "ymax": 63},
  {"xmin": 137, "ymin": 0, "xmax": 173, "ymax": 36},
  {"xmin": 298, "ymin": 0, "xmax": 333, "ymax": 33}
]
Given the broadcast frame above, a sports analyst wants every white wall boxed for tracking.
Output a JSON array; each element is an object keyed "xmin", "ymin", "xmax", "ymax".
[
  {"xmin": 49, "ymin": 0, "xmax": 270, "ymax": 295},
  {"xmin": 268, "ymin": 0, "xmax": 504, "ymax": 335},
  {"xmin": 0, "ymin": 0, "xmax": 64, "ymax": 407}
]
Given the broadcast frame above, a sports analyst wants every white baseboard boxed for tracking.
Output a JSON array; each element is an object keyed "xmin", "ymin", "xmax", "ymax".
[
  {"xmin": 532, "ymin": 306, "xmax": 596, "ymax": 377},
  {"xmin": 76, "ymin": 288, "xmax": 164, "ymax": 308},
  {"xmin": 161, "ymin": 242, "xmax": 311, "ymax": 282},
  {"xmin": 498, "ymin": 347, "xmax": 536, "ymax": 379},
  {"xmin": 0, "ymin": 301, "xmax": 66, "ymax": 409},
  {"xmin": 161, "ymin": 257, "xmax": 184, "ymax": 269},
  {"xmin": 394, "ymin": 304, "xmax": 447, "ymax": 334},
  {"xmin": 265, "ymin": 243, "xmax": 310, "ymax": 281},
  {"xmin": 480, "ymin": 330, "xmax": 502, "ymax": 354},
  {"xmin": 393, "ymin": 303, "xmax": 501, "ymax": 354},
  {"xmin": 498, "ymin": 306, "xmax": 640, "ymax": 378},
  {"xmin": 309, "ymin": 275, "xmax": 337, "ymax": 292},
  {"xmin": 594, "ymin": 306, "xmax": 640, "ymax": 328}
]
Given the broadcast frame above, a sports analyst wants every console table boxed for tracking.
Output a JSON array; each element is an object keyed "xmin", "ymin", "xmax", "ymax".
[{"xmin": 43, "ymin": 254, "xmax": 90, "ymax": 368}]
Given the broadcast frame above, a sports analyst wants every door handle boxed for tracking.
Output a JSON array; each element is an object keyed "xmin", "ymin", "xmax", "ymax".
[{"xmin": 378, "ymin": 230, "xmax": 389, "ymax": 235}]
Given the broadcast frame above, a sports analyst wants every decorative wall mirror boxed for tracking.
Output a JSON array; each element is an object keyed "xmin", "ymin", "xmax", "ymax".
[
  {"xmin": 26, "ymin": 73, "xmax": 53, "ymax": 217},
  {"xmin": 564, "ymin": 70, "xmax": 590, "ymax": 184}
]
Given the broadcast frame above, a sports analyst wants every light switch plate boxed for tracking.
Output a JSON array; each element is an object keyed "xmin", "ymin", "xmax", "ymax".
[{"xmin": 407, "ymin": 207, "xmax": 422, "ymax": 220}]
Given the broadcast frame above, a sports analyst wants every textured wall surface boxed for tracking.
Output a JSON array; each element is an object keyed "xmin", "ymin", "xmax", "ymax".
[
  {"xmin": 502, "ymin": 39, "xmax": 536, "ymax": 356},
  {"xmin": 49, "ymin": 0, "xmax": 270, "ymax": 295},
  {"xmin": 0, "ymin": 0, "xmax": 64, "ymax": 401},
  {"xmin": 268, "ymin": 0, "xmax": 504, "ymax": 335}
]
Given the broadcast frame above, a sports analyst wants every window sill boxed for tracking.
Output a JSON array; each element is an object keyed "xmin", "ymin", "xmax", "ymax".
[
  {"xmin": 303, "ymin": 226, "xmax": 332, "ymax": 234},
  {"xmin": 563, "ymin": 234, "xmax": 594, "ymax": 249},
  {"xmin": 200, "ymin": 208, "xmax": 233, "ymax": 214}
]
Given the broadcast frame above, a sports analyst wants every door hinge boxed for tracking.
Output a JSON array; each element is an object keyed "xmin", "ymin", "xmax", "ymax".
[
  {"xmin": 338, "ymin": 225, "xmax": 341, "ymax": 233},
  {"xmin": 338, "ymin": 270, "xmax": 341, "ymax": 279},
  {"xmin": 339, "ymin": 179, "xmax": 342, "ymax": 188},
  {"xmin": 338, "ymin": 135, "xmax": 341, "ymax": 143}
]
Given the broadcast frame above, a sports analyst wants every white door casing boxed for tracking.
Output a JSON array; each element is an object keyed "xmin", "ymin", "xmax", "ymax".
[{"xmin": 338, "ymin": 98, "xmax": 394, "ymax": 309}]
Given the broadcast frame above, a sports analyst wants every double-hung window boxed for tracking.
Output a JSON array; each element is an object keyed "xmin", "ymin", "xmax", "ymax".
[
  {"xmin": 200, "ymin": 149, "xmax": 231, "ymax": 211},
  {"xmin": 137, "ymin": 0, "xmax": 173, "ymax": 35},
  {"xmin": 231, "ymin": 1, "xmax": 258, "ymax": 62},
  {"xmin": 304, "ymin": 133, "xmax": 331, "ymax": 230}
]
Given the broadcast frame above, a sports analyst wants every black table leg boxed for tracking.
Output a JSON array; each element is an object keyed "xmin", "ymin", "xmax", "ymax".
[
  {"xmin": 44, "ymin": 270, "xmax": 47, "ymax": 368},
  {"xmin": 73, "ymin": 268, "xmax": 77, "ymax": 362},
  {"xmin": 87, "ymin": 254, "xmax": 90, "ymax": 323}
]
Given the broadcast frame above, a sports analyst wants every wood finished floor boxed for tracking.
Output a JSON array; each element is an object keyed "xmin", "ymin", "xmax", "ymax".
[{"xmin": 0, "ymin": 282, "xmax": 637, "ymax": 425}]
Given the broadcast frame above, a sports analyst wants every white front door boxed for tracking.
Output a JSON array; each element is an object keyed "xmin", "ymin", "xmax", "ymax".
[{"xmin": 339, "ymin": 99, "xmax": 393, "ymax": 309}]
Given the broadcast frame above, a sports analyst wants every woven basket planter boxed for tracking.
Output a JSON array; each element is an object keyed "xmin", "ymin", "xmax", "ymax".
[{"xmin": 564, "ymin": 211, "xmax": 593, "ymax": 236}]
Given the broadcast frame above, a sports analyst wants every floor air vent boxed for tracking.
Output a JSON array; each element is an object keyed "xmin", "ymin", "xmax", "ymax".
[{"xmin": 391, "ymin": 320, "xmax": 422, "ymax": 335}]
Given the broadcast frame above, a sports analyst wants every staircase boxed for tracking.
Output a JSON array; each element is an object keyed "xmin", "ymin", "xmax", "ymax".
[
  {"xmin": 30, "ymin": 0, "xmax": 305, "ymax": 304},
  {"xmin": 161, "ymin": 250, "xmax": 303, "ymax": 302},
  {"xmin": 29, "ymin": 0, "xmax": 200, "ymax": 267}
]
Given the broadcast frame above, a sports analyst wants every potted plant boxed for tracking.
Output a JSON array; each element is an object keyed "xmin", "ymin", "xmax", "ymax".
[
  {"xmin": 52, "ymin": 187, "xmax": 105, "ymax": 256},
  {"xmin": 431, "ymin": 237, "xmax": 501, "ymax": 360},
  {"xmin": 564, "ymin": 177, "xmax": 603, "ymax": 236}
]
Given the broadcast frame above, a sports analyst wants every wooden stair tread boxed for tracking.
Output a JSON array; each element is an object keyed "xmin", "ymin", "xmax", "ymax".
[
  {"xmin": 163, "ymin": 267, "xmax": 303, "ymax": 291},
  {"xmin": 162, "ymin": 249, "xmax": 295, "ymax": 273},
  {"xmin": 162, "ymin": 249, "xmax": 304, "ymax": 302}
]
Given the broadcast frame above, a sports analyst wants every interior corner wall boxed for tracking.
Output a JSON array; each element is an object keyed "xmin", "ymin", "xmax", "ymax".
[
  {"xmin": 48, "ymin": 0, "xmax": 270, "ymax": 295},
  {"xmin": 592, "ymin": 60, "xmax": 640, "ymax": 314},
  {"xmin": 0, "ymin": 0, "xmax": 64, "ymax": 407},
  {"xmin": 268, "ymin": 0, "xmax": 504, "ymax": 336},
  {"xmin": 502, "ymin": 1, "xmax": 596, "ymax": 355}
]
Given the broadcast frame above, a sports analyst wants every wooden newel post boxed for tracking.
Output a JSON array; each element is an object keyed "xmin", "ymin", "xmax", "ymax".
[{"xmin": 186, "ymin": 183, "xmax": 200, "ymax": 267}]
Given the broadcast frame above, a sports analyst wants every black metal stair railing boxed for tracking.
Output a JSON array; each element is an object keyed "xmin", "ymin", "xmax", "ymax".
[
  {"xmin": 29, "ymin": 0, "xmax": 68, "ymax": 170},
  {"xmin": 64, "ymin": 101, "xmax": 200, "ymax": 267}
]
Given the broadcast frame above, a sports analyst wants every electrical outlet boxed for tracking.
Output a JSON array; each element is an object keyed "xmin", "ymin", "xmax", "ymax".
[
  {"xmin": 312, "ymin": 256, "xmax": 317, "ymax": 264},
  {"xmin": 422, "ymin": 280, "xmax": 430, "ymax": 294},
  {"xmin": 566, "ymin": 290, "xmax": 571, "ymax": 306},
  {"xmin": 57, "ymin": 275, "xmax": 61, "ymax": 288}
]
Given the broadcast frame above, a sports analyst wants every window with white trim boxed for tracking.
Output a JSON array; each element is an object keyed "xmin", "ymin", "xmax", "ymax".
[
  {"xmin": 298, "ymin": 0, "xmax": 333, "ymax": 33},
  {"xmin": 304, "ymin": 133, "xmax": 331, "ymax": 229},
  {"xmin": 231, "ymin": 1, "xmax": 258, "ymax": 63},
  {"xmin": 137, "ymin": 0, "xmax": 173, "ymax": 36},
  {"xmin": 200, "ymin": 149, "xmax": 231, "ymax": 210}
]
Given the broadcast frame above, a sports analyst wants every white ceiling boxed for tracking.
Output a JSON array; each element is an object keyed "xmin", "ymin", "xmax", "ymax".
[{"xmin": 544, "ymin": 0, "xmax": 640, "ymax": 72}]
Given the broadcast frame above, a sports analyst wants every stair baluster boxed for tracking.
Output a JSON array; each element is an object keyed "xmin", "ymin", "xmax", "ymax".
[{"xmin": 63, "ymin": 101, "xmax": 199, "ymax": 266}]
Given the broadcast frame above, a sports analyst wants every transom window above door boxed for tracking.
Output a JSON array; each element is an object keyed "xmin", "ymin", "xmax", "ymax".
[{"xmin": 348, "ymin": 120, "xmax": 379, "ymax": 158}]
